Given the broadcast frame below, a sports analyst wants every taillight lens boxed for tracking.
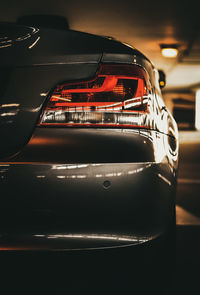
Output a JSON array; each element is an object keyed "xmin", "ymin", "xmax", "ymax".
[{"xmin": 39, "ymin": 64, "xmax": 152, "ymax": 128}]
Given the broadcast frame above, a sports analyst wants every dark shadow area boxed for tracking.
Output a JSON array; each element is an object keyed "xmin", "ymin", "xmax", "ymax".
[
  {"xmin": 17, "ymin": 14, "xmax": 70, "ymax": 30},
  {"xmin": 175, "ymin": 225, "xmax": 200, "ymax": 295},
  {"xmin": 175, "ymin": 135, "xmax": 200, "ymax": 294},
  {"xmin": 173, "ymin": 98, "xmax": 195, "ymax": 131},
  {"xmin": 0, "ymin": 236, "xmax": 175, "ymax": 294},
  {"xmin": 177, "ymin": 141, "xmax": 200, "ymax": 216}
]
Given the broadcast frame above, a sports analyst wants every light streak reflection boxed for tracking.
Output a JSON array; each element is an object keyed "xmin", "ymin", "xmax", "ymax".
[
  {"xmin": 34, "ymin": 233, "xmax": 152, "ymax": 243},
  {"xmin": 28, "ymin": 36, "xmax": 40, "ymax": 49},
  {"xmin": 48, "ymin": 163, "xmax": 152, "ymax": 180},
  {"xmin": 157, "ymin": 173, "xmax": 172, "ymax": 186}
]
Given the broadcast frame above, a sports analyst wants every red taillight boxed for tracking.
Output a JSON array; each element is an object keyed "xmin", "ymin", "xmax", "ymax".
[{"xmin": 39, "ymin": 64, "xmax": 152, "ymax": 128}]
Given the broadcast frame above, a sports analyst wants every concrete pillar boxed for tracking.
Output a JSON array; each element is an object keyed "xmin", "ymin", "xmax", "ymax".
[{"xmin": 195, "ymin": 89, "xmax": 200, "ymax": 130}]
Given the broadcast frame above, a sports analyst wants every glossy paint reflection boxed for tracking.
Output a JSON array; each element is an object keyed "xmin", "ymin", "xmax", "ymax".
[
  {"xmin": 0, "ymin": 24, "xmax": 39, "ymax": 49},
  {"xmin": 2, "ymin": 127, "xmax": 178, "ymax": 166},
  {"xmin": 49, "ymin": 163, "xmax": 151, "ymax": 180},
  {"xmin": 0, "ymin": 231, "xmax": 159, "ymax": 251},
  {"xmin": 0, "ymin": 158, "xmax": 175, "ymax": 251},
  {"xmin": 0, "ymin": 103, "xmax": 20, "ymax": 125}
]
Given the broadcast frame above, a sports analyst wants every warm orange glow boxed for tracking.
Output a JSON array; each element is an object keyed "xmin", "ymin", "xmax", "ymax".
[
  {"xmin": 61, "ymin": 76, "xmax": 118, "ymax": 93},
  {"xmin": 160, "ymin": 81, "xmax": 165, "ymax": 87},
  {"xmin": 40, "ymin": 122, "xmax": 149, "ymax": 129},
  {"xmin": 39, "ymin": 64, "xmax": 151, "ymax": 128},
  {"xmin": 29, "ymin": 137, "xmax": 64, "ymax": 145}
]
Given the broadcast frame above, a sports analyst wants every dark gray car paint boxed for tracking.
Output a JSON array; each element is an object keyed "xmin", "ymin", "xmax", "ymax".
[{"xmin": 0, "ymin": 23, "xmax": 178, "ymax": 250}]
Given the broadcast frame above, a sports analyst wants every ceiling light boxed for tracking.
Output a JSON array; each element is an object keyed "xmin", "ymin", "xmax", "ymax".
[{"xmin": 160, "ymin": 44, "xmax": 179, "ymax": 58}]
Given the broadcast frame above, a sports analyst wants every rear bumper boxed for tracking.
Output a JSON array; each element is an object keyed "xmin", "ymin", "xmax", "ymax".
[
  {"xmin": 0, "ymin": 127, "xmax": 178, "ymax": 250},
  {"xmin": 0, "ymin": 161, "xmax": 176, "ymax": 250}
]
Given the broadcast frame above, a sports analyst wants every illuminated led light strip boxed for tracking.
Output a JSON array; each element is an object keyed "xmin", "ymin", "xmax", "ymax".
[
  {"xmin": 54, "ymin": 106, "xmax": 123, "ymax": 112},
  {"xmin": 61, "ymin": 76, "xmax": 118, "ymax": 93},
  {"xmin": 39, "ymin": 123, "xmax": 149, "ymax": 129},
  {"xmin": 51, "ymin": 101, "xmax": 122, "ymax": 108},
  {"xmin": 47, "ymin": 96, "xmax": 148, "ymax": 112},
  {"xmin": 39, "ymin": 64, "xmax": 151, "ymax": 127},
  {"xmin": 50, "ymin": 97, "xmax": 144, "ymax": 108},
  {"xmin": 51, "ymin": 109, "xmax": 147, "ymax": 113},
  {"xmin": 45, "ymin": 102, "xmax": 148, "ymax": 113},
  {"xmin": 60, "ymin": 75, "xmax": 140, "ymax": 94}
]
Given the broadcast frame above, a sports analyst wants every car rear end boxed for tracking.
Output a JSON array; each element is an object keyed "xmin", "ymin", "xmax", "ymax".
[{"xmin": 0, "ymin": 23, "xmax": 178, "ymax": 251}]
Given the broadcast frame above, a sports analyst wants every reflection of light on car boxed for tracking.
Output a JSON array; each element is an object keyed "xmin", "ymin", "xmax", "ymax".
[
  {"xmin": 0, "ymin": 23, "xmax": 179, "ymax": 251},
  {"xmin": 40, "ymin": 92, "xmax": 48, "ymax": 97},
  {"xmin": 34, "ymin": 163, "xmax": 153, "ymax": 180},
  {"xmin": 0, "ymin": 112, "xmax": 18, "ymax": 117},
  {"xmin": 52, "ymin": 164, "xmax": 89, "ymax": 170},
  {"xmin": 28, "ymin": 36, "xmax": 40, "ymax": 49},
  {"xmin": 1, "ymin": 104, "xmax": 20, "ymax": 108},
  {"xmin": 0, "ymin": 27, "xmax": 39, "ymax": 49},
  {"xmin": 34, "ymin": 233, "xmax": 158, "ymax": 244},
  {"xmin": 56, "ymin": 175, "xmax": 87, "ymax": 179},
  {"xmin": 0, "ymin": 43, "xmax": 12, "ymax": 49},
  {"xmin": 157, "ymin": 173, "xmax": 172, "ymax": 186},
  {"xmin": 96, "ymin": 174, "xmax": 103, "ymax": 178},
  {"xmin": 0, "ymin": 104, "xmax": 20, "ymax": 124}
]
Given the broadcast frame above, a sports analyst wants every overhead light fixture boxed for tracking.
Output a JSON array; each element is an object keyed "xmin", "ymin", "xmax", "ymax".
[{"xmin": 160, "ymin": 44, "xmax": 179, "ymax": 58}]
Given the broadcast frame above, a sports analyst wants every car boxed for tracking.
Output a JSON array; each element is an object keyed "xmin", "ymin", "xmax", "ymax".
[{"xmin": 0, "ymin": 21, "xmax": 178, "ymax": 253}]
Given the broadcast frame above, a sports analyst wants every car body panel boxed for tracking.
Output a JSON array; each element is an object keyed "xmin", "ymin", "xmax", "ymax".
[
  {"xmin": 0, "ymin": 128, "xmax": 177, "ymax": 250},
  {"xmin": 0, "ymin": 161, "xmax": 174, "ymax": 250},
  {"xmin": 0, "ymin": 22, "xmax": 179, "ymax": 250},
  {"xmin": 0, "ymin": 64, "xmax": 99, "ymax": 158},
  {"xmin": 0, "ymin": 23, "xmax": 136, "ymax": 67}
]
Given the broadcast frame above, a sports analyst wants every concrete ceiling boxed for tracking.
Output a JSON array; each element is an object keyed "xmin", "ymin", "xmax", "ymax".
[{"xmin": 1, "ymin": 0, "xmax": 200, "ymax": 91}]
